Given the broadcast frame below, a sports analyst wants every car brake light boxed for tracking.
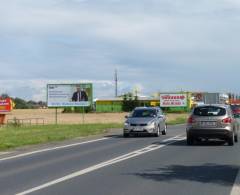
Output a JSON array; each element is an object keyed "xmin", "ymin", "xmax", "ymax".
[
  {"xmin": 188, "ymin": 116, "xmax": 195, "ymax": 124},
  {"xmin": 222, "ymin": 117, "xmax": 232, "ymax": 124}
]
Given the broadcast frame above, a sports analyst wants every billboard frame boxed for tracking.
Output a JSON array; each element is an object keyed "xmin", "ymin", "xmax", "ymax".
[
  {"xmin": 46, "ymin": 83, "xmax": 93, "ymax": 108},
  {"xmin": 46, "ymin": 83, "xmax": 93, "ymax": 124}
]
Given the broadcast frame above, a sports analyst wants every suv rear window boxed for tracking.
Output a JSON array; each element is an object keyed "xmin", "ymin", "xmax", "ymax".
[{"xmin": 193, "ymin": 106, "xmax": 226, "ymax": 116}]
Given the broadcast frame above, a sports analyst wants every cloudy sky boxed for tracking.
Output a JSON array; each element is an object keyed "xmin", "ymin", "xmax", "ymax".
[{"xmin": 1, "ymin": 0, "xmax": 240, "ymax": 101}]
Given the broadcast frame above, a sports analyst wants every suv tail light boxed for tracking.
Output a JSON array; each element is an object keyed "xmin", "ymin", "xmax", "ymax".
[
  {"xmin": 187, "ymin": 116, "xmax": 195, "ymax": 124},
  {"xmin": 222, "ymin": 117, "xmax": 232, "ymax": 124}
]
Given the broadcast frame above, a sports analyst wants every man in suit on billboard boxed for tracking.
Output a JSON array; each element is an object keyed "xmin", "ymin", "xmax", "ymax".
[{"xmin": 72, "ymin": 86, "xmax": 88, "ymax": 102}]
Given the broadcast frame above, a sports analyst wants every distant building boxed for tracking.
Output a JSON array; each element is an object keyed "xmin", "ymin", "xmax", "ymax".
[
  {"xmin": 94, "ymin": 91, "xmax": 231, "ymax": 113},
  {"xmin": 95, "ymin": 97, "xmax": 160, "ymax": 113}
]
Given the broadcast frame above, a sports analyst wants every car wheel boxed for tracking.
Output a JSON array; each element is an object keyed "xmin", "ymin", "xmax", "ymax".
[
  {"xmin": 234, "ymin": 134, "xmax": 238, "ymax": 142},
  {"xmin": 154, "ymin": 126, "xmax": 160, "ymax": 137},
  {"xmin": 187, "ymin": 134, "xmax": 194, "ymax": 145},
  {"xmin": 162, "ymin": 124, "xmax": 167, "ymax": 135},
  {"xmin": 123, "ymin": 133, "xmax": 129, "ymax": 138},
  {"xmin": 228, "ymin": 133, "xmax": 234, "ymax": 146}
]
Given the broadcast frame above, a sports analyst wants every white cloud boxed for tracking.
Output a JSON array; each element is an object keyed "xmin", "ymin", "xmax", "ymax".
[
  {"xmin": 0, "ymin": 79, "xmax": 135, "ymax": 101},
  {"xmin": 0, "ymin": 0, "xmax": 240, "ymax": 100}
]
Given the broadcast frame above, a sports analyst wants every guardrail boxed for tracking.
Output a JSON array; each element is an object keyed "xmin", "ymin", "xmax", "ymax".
[{"xmin": 7, "ymin": 118, "xmax": 45, "ymax": 126}]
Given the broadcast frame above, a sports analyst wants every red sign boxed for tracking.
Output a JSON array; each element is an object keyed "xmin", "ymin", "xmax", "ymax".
[
  {"xmin": 161, "ymin": 95, "xmax": 186, "ymax": 100},
  {"xmin": 229, "ymin": 99, "xmax": 240, "ymax": 104},
  {"xmin": 160, "ymin": 94, "xmax": 187, "ymax": 107},
  {"xmin": 0, "ymin": 98, "xmax": 12, "ymax": 112}
]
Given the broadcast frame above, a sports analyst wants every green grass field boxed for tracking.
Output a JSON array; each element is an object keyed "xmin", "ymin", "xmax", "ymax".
[
  {"xmin": 0, "ymin": 123, "xmax": 122, "ymax": 151},
  {"xmin": 0, "ymin": 115, "xmax": 187, "ymax": 151}
]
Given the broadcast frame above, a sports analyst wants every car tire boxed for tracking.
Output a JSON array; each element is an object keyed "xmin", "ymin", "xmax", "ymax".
[
  {"xmin": 153, "ymin": 126, "xmax": 160, "ymax": 137},
  {"xmin": 187, "ymin": 134, "xmax": 194, "ymax": 145},
  {"xmin": 123, "ymin": 133, "xmax": 129, "ymax": 138},
  {"xmin": 228, "ymin": 133, "xmax": 234, "ymax": 146},
  {"xmin": 162, "ymin": 124, "xmax": 167, "ymax": 135},
  {"xmin": 234, "ymin": 134, "xmax": 238, "ymax": 142}
]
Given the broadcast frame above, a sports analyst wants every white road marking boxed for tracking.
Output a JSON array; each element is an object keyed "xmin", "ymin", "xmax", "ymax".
[
  {"xmin": 0, "ymin": 152, "xmax": 11, "ymax": 156},
  {"xmin": 231, "ymin": 169, "xmax": 240, "ymax": 195},
  {"xmin": 16, "ymin": 135, "xmax": 185, "ymax": 195},
  {"xmin": 0, "ymin": 138, "xmax": 109, "ymax": 162},
  {"xmin": 162, "ymin": 136, "xmax": 185, "ymax": 143}
]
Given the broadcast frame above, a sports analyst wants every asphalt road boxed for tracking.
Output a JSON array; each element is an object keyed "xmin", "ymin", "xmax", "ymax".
[{"xmin": 0, "ymin": 124, "xmax": 240, "ymax": 195}]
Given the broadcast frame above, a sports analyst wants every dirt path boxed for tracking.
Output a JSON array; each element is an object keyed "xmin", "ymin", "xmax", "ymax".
[{"xmin": 5, "ymin": 109, "xmax": 188, "ymax": 124}]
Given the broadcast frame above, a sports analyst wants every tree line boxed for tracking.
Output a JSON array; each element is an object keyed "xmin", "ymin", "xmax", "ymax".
[{"xmin": 0, "ymin": 94, "xmax": 46, "ymax": 109}]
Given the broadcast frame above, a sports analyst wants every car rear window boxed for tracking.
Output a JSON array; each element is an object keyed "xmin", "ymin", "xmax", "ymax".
[
  {"xmin": 132, "ymin": 109, "xmax": 156, "ymax": 118},
  {"xmin": 193, "ymin": 106, "xmax": 226, "ymax": 116}
]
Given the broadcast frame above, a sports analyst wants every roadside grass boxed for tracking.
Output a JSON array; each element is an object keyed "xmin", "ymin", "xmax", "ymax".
[
  {"xmin": 167, "ymin": 116, "xmax": 188, "ymax": 125},
  {"xmin": 0, "ymin": 114, "xmax": 188, "ymax": 151},
  {"xmin": 0, "ymin": 123, "xmax": 122, "ymax": 151}
]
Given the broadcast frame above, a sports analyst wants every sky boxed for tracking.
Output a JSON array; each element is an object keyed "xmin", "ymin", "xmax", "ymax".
[{"xmin": 1, "ymin": 0, "xmax": 240, "ymax": 101}]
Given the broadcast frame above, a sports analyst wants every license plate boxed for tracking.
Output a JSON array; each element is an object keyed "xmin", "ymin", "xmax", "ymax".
[
  {"xmin": 133, "ymin": 127, "xmax": 143, "ymax": 131},
  {"xmin": 200, "ymin": 121, "xmax": 217, "ymax": 127}
]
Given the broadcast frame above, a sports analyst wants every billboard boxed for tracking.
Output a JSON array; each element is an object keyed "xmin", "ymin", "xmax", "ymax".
[
  {"xmin": 160, "ymin": 93, "xmax": 187, "ymax": 107},
  {"xmin": 47, "ymin": 83, "xmax": 93, "ymax": 107},
  {"xmin": 0, "ymin": 98, "xmax": 12, "ymax": 112}
]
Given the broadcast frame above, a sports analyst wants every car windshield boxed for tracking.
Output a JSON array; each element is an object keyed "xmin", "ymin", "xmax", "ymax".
[
  {"xmin": 132, "ymin": 109, "xmax": 156, "ymax": 118},
  {"xmin": 194, "ymin": 106, "xmax": 226, "ymax": 116}
]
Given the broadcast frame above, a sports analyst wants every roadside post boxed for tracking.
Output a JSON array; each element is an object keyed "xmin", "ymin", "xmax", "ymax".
[
  {"xmin": 82, "ymin": 107, "xmax": 85, "ymax": 124},
  {"xmin": 55, "ymin": 108, "xmax": 58, "ymax": 125},
  {"xmin": 0, "ymin": 114, "xmax": 6, "ymax": 124}
]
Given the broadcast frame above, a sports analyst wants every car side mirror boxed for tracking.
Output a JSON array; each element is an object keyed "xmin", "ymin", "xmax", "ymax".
[{"xmin": 125, "ymin": 115, "xmax": 129, "ymax": 119}]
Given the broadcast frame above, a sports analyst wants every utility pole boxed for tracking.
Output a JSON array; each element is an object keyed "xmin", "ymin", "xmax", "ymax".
[{"xmin": 115, "ymin": 69, "xmax": 118, "ymax": 97}]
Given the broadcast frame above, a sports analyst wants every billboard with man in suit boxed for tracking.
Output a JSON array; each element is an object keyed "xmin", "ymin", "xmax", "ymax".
[{"xmin": 47, "ymin": 83, "xmax": 93, "ymax": 107}]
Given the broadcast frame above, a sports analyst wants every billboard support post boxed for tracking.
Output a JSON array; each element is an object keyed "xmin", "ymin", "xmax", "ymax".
[
  {"xmin": 55, "ymin": 108, "xmax": 58, "ymax": 125},
  {"xmin": 0, "ymin": 114, "xmax": 6, "ymax": 125},
  {"xmin": 82, "ymin": 107, "xmax": 85, "ymax": 124}
]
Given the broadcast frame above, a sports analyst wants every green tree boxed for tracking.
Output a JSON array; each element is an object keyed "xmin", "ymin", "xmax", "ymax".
[
  {"xmin": 0, "ymin": 93, "xmax": 10, "ymax": 99},
  {"xmin": 122, "ymin": 92, "xmax": 140, "ymax": 112},
  {"xmin": 13, "ymin": 98, "xmax": 30, "ymax": 109}
]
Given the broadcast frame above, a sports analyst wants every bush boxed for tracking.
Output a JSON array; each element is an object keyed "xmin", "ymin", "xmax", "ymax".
[
  {"xmin": 62, "ymin": 107, "xmax": 91, "ymax": 113},
  {"xmin": 122, "ymin": 93, "xmax": 140, "ymax": 112}
]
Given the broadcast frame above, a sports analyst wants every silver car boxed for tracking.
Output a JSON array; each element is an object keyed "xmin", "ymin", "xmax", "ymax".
[
  {"xmin": 123, "ymin": 107, "xmax": 167, "ymax": 137},
  {"xmin": 186, "ymin": 104, "xmax": 239, "ymax": 146}
]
